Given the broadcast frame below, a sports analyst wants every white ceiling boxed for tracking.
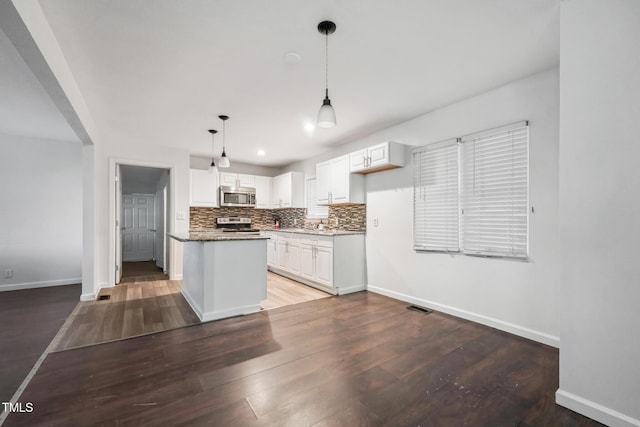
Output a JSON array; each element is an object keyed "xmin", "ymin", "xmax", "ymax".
[
  {"xmin": 120, "ymin": 164, "xmax": 167, "ymax": 186},
  {"xmin": 0, "ymin": 25, "xmax": 79, "ymax": 142},
  {"xmin": 11, "ymin": 0, "xmax": 559, "ymax": 167}
]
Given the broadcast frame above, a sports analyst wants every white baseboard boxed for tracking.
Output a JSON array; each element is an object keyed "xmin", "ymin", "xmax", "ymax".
[
  {"xmin": 0, "ymin": 278, "xmax": 81, "ymax": 292},
  {"xmin": 82, "ymin": 282, "xmax": 113, "ymax": 301},
  {"xmin": 201, "ymin": 304, "xmax": 261, "ymax": 322},
  {"xmin": 181, "ymin": 288, "xmax": 260, "ymax": 323},
  {"xmin": 367, "ymin": 285, "xmax": 560, "ymax": 348},
  {"xmin": 556, "ymin": 389, "xmax": 640, "ymax": 427},
  {"xmin": 336, "ymin": 284, "xmax": 366, "ymax": 295}
]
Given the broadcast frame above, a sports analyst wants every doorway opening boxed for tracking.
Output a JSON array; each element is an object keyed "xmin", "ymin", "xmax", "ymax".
[
  {"xmin": 115, "ymin": 164, "xmax": 170, "ymax": 285},
  {"xmin": 120, "ymin": 261, "xmax": 168, "ymax": 283}
]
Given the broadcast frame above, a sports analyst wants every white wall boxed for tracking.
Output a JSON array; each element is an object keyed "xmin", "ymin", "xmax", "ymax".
[
  {"xmin": 556, "ymin": 1, "xmax": 640, "ymax": 426},
  {"xmin": 0, "ymin": 133, "xmax": 82, "ymax": 291},
  {"xmin": 86, "ymin": 139, "xmax": 190, "ymax": 298},
  {"xmin": 190, "ymin": 157, "xmax": 282, "ymax": 177},
  {"xmin": 286, "ymin": 68, "xmax": 560, "ymax": 346}
]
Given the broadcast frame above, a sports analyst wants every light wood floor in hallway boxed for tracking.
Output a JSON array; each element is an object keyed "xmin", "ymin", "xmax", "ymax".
[
  {"xmin": 50, "ymin": 272, "xmax": 329, "ymax": 352},
  {"xmin": 50, "ymin": 280, "xmax": 200, "ymax": 352}
]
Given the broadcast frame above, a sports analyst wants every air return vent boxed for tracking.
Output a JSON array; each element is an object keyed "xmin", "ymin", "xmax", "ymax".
[{"xmin": 407, "ymin": 305, "xmax": 431, "ymax": 314}]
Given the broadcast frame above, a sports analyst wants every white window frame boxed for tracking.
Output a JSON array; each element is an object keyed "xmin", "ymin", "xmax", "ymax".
[
  {"xmin": 413, "ymin": 121, "xmax": 529, "ymax": 259},
  {"xmin": 305, "ymin": 177, "xmax": 329, "ymax": 219}
]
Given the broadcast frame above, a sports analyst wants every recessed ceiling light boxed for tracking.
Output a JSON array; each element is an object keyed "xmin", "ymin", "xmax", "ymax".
[
  {"xmin": 284, "ymin": 51, "xmax": 301, "ymax": 65},
  {"xmin": 304, "ymin": 122, "xmax": 315, "ymax": 134},
  {"xmin": 257, "ymin": 150, "xmax": 266, "ymax": 157}
]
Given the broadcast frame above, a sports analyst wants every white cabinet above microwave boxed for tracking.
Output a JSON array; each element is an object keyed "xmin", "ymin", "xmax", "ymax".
[
  {"xmin": 219, "ymin": 172, "xmax": 255, "ymax": 188},
  {"xmin": 349, "ymin": 141, "xmax": 406, "ymax": 174}
]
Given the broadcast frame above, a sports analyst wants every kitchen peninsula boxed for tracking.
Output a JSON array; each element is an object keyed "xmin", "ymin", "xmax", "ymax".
[{"xmin": 168, "ymin": 231, "xmax": 269, "ymax": 322}]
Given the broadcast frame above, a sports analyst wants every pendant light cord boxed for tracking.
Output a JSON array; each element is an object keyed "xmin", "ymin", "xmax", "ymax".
[
  {"xmin": 325, "ymin": 30, "xmax": 329, "ymax": 94},
  {"xmin": 222, "ymin": 119, "xmax": 226, "ymax": 152}
]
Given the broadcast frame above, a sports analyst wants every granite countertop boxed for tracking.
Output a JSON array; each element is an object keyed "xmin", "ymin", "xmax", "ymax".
[
  {"xmin": 262, "ymin": 228, "xmax": 366, "ymax": 236},
  {"xmin": 168, "ymin": 231, "xmax": 269, "ymax": 242}
]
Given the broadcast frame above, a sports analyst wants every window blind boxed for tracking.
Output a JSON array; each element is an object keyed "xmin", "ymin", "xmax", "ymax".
[
  {"xmin": 460, "ymin": 122, "xmax": 529, "ymax": 258},
  {"xmin": 306, "ymin": 178, "xmax": 328, "ymax": 218},
  {"xmin": 413, "ymin": 139, "xmax": 460, "ymax": 252}
]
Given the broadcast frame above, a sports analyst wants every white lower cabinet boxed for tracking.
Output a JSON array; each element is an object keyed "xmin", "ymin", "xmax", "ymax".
[
  {"xmin": 314, "ymin": 245, "xmax": 333, "ymax": 287},
  {"xmin": 267, "ymin": 231, "xmax": 364, "ymax": 295},
  {"xmin": 277, "ymin": 237, "xmax": 289, "ymax": 270},
  {"xmin": 275, "ymin": 233, "xmax": 301, "ymax": 274},
  {"xmin": 300, "ymin": 239, "xmax": 333, "ymax": 287},
  {"xmin": 287, "ymin": 236, "xmax": 301, "ymax": 275},
  {"xmin": 300, "ymin": 244, "xmax": 315, "ymax": 280},
  {"xmin": 265, "ymin": 232, "xmax": 277, "ymax": 266}
]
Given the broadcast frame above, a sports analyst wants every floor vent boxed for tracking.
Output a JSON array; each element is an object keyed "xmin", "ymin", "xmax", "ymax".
[
  {"xmin": 98, "ymin": 295, "xmax": 111, "ymax": 301},
  {"xmin": 407, "ymin": 305, "xmax": 431, "ymax": 314}
]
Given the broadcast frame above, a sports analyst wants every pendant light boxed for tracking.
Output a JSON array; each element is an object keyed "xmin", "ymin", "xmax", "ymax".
[
  {"xmin": 218, "ymin": 114, "xmax": 230, "ymax": 168},
  {"xmin": 207, "ymin": 129, "xmax": 217, "ymax": 173},
  {"xmin": 317, "ymin": 20, "xmax": 337, "ymax": 128}
]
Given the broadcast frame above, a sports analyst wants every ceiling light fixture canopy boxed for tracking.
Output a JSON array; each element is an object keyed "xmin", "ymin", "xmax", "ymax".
[
  {"xmin": 317, "ymin": 20, "xmax": 337, "ymax": 128},
  {"xmin": 208, "ymin": 129, "xmax": 217, "ymax": 172},
  {"xmin": 218, "ymin": 114, "xmax": 231, "ymax": 168}
]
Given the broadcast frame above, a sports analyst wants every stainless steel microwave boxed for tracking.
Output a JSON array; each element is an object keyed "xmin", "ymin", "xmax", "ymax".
[{"xmin": 219, "ymin": 185, "xmax": 256, "ymax": 207}]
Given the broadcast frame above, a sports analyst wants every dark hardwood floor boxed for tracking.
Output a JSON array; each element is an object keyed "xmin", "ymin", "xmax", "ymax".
[
  {"xmin": 0, "ymin": 284, "xmax": 80, "ymax": 403},
  {"xmin": 3, "ymin": 291, "xmax": 604, "ymax": 427},
  {"xmin": 120, "ymin": 261, "xmax": 169, "ymax": 283}
]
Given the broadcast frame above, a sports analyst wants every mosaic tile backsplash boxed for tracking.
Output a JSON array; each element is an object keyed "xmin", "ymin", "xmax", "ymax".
[{"xmin": 190, "ymin": 204, "xmax": 366, "ymax": 232}]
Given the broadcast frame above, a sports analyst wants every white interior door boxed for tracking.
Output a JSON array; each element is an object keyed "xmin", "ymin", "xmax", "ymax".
[
  {"xmin": 122, "ymin": 194, "xmax": 155, "ymax": 262},
  {"xmin": 115, "ymin": 164, "xmax": 122, "ymax": 284},
  {"xmin": 154, "ymin": 185, "xmax": 166, "ymax": 271}
]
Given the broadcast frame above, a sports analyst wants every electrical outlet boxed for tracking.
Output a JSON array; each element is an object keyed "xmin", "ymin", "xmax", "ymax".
[
  {"xmin": 294, "ymin": 219, "xmax": 298, "ymax": 226},
  {"xmin": 373, "ymin": 218, "xmax": 379, "ymax": 227},
  {"xmin": 335, "ymin": 218, "xmax": 339, "ymax": 225},
  {"xmin": 4, "ymin": 269, "xmax": 13, "ymax": 278}
]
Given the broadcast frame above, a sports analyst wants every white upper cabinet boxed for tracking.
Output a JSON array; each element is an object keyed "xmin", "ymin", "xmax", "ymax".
[
  {"xmin": 349, "ymin": 148, "xmax": 367, "ymax": 171},
  {"xmin": 189, "ymin": 169, "xmax": 219, "ymax": 207},
  {"xmin": 316, "ymin": 155, "xmax": 364, "ymax": 205},
  {"xmin": 254, "ymin": 175, "xmax": 272, "ymax": 209},
  {"xmin": 349, "ymin": 141, "xmax": 406, "ymax": 174},
  {"xmin": 271, "ymin": 172, "xmax": 304, "ymax": 208},
  {"xmin": 220, "ymin": 172, "xmax": 255, "ymax": 188},
  {"xmin": 316, "ymin": 160, "xmax": 332, "ymax": 205}
]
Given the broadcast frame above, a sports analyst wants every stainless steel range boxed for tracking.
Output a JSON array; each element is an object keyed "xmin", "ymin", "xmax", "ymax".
[{"xmin": 216, "ymin": 217, "xmax": 261, "ymax": 234}]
